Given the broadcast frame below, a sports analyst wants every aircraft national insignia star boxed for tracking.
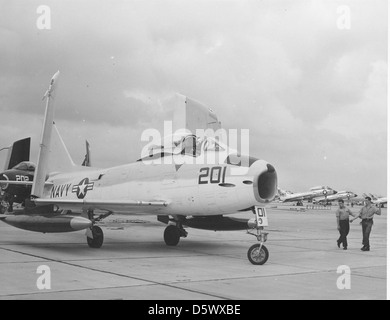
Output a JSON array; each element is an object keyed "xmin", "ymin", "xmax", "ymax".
[{"xmin": 72, "ymin": 178, "xmax": 94, "ymax": 199}]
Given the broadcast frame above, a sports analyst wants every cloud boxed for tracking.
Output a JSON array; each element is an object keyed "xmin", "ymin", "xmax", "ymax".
[
  {"xmin": 318, "ymin": 60, "xmax": 387, "ymax": 138},
  {"xmin": 0, "ymin": 0, "xmax": 387, "ymax": 195}
]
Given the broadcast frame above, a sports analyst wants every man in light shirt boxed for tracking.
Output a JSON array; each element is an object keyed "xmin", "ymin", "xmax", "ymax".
[
  {"xmin": 335, "ymin": 199, "xmax": 354, "ymax": 250},
  {"xmin": 350, "ymin": 196, "xmax": 381, "ymax": 251}
]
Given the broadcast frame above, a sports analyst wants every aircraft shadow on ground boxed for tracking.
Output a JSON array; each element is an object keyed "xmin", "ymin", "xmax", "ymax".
[{"xmin": 1, "ymin": 237, "xmax": 240, "ymax": 257}]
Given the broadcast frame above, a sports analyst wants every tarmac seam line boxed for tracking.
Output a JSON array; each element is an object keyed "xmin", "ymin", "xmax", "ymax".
[{"xmin": 0, "ymin": 246, "xmax": 230, "ymax": 300}]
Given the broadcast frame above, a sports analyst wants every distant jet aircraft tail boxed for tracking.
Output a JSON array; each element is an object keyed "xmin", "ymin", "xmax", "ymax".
[
  {"xmin": 368, "ymin": 193, "xmax": 378, "ymax": 200},
  {"xmin": 82, "ymin": 140, "xmax": 92, "ymax": 167},
  {"xmin": 3, "ymin": 137, "xmax": 31, "ymax": 171}
]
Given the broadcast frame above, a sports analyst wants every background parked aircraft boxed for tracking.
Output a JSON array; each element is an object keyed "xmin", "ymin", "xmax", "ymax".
[
  {"xmin": 0, "ymin": 133, "xmax": 92, "ymax": 212},
  {"xmin": 314, "ymin": 190, "xmax": 358, "ymax": 205},
  {"xmin": 280, "ymin": 185, "xmax": 337, "ymax": 206},
  {"xmin": 368, "ymin": 193, "xmax": 387, "ymax": 207}
]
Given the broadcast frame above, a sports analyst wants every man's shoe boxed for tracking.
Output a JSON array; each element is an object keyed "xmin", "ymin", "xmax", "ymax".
[
  {"xmin": 361, "ymin": 246, "xmax": 370, "ymax": 251},
  {"xmin": 337, "ymin": 241, "xmax": 341, "ymax": 248},
  {"xmin": 343, "ymin": 247, "xmax": 347, "ymax": 250}
]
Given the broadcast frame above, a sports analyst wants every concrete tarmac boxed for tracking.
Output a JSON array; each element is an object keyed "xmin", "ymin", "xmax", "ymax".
[{"xmin": 0, "ymin": 205, "xmax": 386, "ymax": 300}]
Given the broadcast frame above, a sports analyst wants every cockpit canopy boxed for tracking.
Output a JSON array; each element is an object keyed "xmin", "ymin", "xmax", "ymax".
[
  {"xmin": 11, "ymin": 161, "xmax": 36, "ymax": 172},
  {"xmin": 138, "ymin": 133, "xmax": 260, "ymax": 168},
  {"xmin": 139, "ymin": 133, "xmax": 228, "ymax": 160}
]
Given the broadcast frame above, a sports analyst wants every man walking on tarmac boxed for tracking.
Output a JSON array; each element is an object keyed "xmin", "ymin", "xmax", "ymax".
[
  {"xmin": 335, "ymin": 199, "xmax": 354, "ymax": 250},
  {"xmin": 350, "ymin": 196, "xmax": 381, "ymax": 251}
]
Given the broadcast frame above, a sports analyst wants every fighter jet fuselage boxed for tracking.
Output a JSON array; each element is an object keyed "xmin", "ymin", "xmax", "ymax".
[
  {"xmin": 280, "ymin": 186, "xmax": 337, "ymax": 203},
  {"xmin": 315, "ymin": 190, "xmax": 357, "ymax": 203},
  {"xmin": 40, "ymin": 153, "xmax": 277, "ymax": 217}
]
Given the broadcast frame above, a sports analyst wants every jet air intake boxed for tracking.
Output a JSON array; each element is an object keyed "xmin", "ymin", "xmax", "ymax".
[{"xmin": 254, "ymin": 164, "xmax": 277, "ymax": 203}]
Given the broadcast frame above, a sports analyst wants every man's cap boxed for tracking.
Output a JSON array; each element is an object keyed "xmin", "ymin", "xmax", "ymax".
[
  {"xmin": 365, "ymin": 196, "xmax": 372, "ymax": 201},
  {"xmin": 338, "ymin": 199, "xmax": 344, "ymax": 203}
]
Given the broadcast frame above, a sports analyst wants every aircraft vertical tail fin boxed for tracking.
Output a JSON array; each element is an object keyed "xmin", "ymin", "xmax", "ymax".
[
  {"xmin": 82, "ymin": 140, "xmax": 92, "ymax": 167},
  {"xmin": 369, "ymin": 193, "xmax": 377, "ymax": 200},
  {"xmin": 31, "ymin": 71, "xmax": 60, "ymax": 198},
  {"xmin": 3, "ymin": 137, "xmax": 31, "ymax": 170}
]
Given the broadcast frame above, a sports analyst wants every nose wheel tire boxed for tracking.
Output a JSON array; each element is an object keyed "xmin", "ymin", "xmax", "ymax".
[
  {"xmin": 247, "ymin": 244, "xmax": 269, "ymax": 265},
  {"xmin": 87, "ymin": 226, "xmax": 104, "ymax": 248},
  {"xmin": 164, "ymin": 225, "xmax": 181, "ymax": 246}
]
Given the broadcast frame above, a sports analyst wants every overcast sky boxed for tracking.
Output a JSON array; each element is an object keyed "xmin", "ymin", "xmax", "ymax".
[{"xmin": 0, "ymin": 0, "xmax": 387, "ymax": 196}]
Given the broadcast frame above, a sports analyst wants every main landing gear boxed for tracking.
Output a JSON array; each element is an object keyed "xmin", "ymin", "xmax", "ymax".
[
  {"xmin": 247, "ymin": 207, "xmax": 269, "ymax": 265},
  {"xmin": 86, "ymin": 210, "xmax": 111, "ymax": 249},
  {"xmin": 87, "ymin": 225, "xmax": 104, "ymax": 248},
  {"xmin": 163, "ymin": 220, "xmax": 188, "ymax": 246}
]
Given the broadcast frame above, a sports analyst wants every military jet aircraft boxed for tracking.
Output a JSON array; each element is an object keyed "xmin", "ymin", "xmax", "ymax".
[
  {"xmin": 280, "ymin": 186, "xmax": 337, "ymax": 206},
  {"xmin": 0, "ymin": 71, "xmax": 277, "ymax": 265},
  {"xmin": 314, "ymin": 190, "xmax": 358, "ymax": 205},
  {"xmin": 0, "ymin": 138, "xmax": 33, "ymax": 212},
  {"xmin": 0, "ymin": 134, "xmax": 92, "ymax": 212},
  {"xmin": 273, "ymin": 188, "xmax": 293, "ymax": 202},
  {"xmin": 368, "ymin": 193, "xmax": 387, "ymax": 208}
]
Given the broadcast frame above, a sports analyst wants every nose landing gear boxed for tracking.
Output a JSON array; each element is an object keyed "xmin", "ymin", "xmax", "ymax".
[
  {"xmin": 247, "ymin": 231, "xmax": 269, "ymax": 265},
  {"xmin": 247, "ymin": 206, "xmax": 269, "ymax": 265}
]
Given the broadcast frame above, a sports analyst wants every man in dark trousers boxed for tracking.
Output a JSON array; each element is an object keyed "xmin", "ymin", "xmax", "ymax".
[
  {"xmin": 335, "ymin": 199, "xmax": 354, "ymax": 250},
  {"xmin": 350, "ymin": 196, "xmax": 381, "ymax": 251}
]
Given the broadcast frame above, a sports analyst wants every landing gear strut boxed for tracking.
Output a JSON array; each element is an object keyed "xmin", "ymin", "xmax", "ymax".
[
  {"xmin": 163, "ymin": 220, "xmax": 188, "ymax": 246},
  {"xmin": 86, "ymin": 210, "xmax": 111, "ymax": 249},
  {"xmin": 0, "ymin": 200, "xmax": 7, "ymax": 214},
  {"xmin": 247, "ymin": 207, "xmax": 269, "ymax": 265},
  {"xmin": 1, "ymin": 193, "xmax": 14, "ymax": 213}
]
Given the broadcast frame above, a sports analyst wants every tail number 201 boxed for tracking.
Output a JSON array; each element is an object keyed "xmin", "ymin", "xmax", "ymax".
[{"xmin": 198, "ymin": 167, "xmax": 227, "ymax": 185}]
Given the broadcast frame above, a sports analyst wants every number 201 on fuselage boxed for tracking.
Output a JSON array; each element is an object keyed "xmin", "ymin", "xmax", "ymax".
[{"xmin": 198, "ymin": 166, "xmax": 227, "ymax": 185}]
